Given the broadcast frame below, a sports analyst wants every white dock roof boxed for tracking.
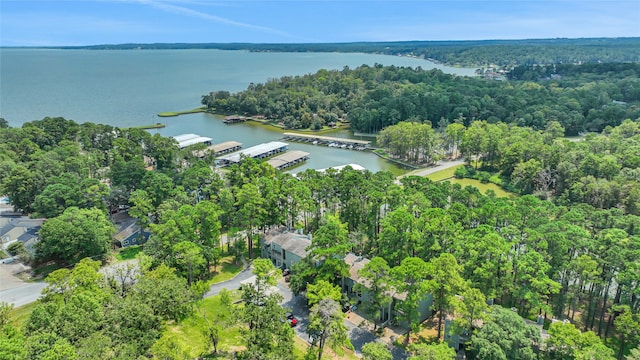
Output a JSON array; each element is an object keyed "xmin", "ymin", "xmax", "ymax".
[
  {"xmin": 172, "ymin": 134, "xmax": 200, "ymax": 142},
  {"xmin": 178, "ymin": 136, "xmax": 213, "ymax": 148},
  {"xmin": 218, "ymin": 141, "xmax": 288, "ymax": 163},
  {"xmin": 318, "ymin": 163, "xmax": 366, "ymax": 172}
]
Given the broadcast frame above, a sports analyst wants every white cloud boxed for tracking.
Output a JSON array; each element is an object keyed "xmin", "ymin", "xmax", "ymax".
[{"xmin": 129, "ymin": 0, "xmax": 295, "ymax": 38}]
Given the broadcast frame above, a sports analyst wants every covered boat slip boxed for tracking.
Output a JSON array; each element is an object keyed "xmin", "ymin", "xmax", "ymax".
[
  {"xmin": 172, "ymin": 133, "xmax": 213, "ymax": 149},
  {"xmin": 216, "ymin": 141, "xmax": 288, "ymax": 166},
  {"xmin": 281, "ymin": 132, "xmax": 370, "ymax": 149},
  {"xmin": 266, "ymin": 150, "xmax": 310, "ymax": 170},
  {"xmin": 223, "ymin": 115, "xmax": 248, "ymax": 124},
  {"xmin": 193, "ymin": 141, "xmax": 243, "ymax": 158}
]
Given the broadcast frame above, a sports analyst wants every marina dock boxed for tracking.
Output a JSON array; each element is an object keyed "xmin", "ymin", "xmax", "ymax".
[
  {"xmin": 216, "ymin": 141, "xmax": 288, "ymax": 166},
  {"xmin": 224, "ymin": 115, "xmax": 248, "ymax": 124},
  {"xmin": 172, "ymin": 133, "xmax": 213, "ymax": 149},
  {"xmin": 194, "ymin": 141, "xmax": 243, "ymax": 158},
  {"xmin": 266, "ymin": 150, "xmax": 310, "ymax": 170},
  {"xmin": 281, "ymin": 132, "xmax": 370, "ymax": 150}
]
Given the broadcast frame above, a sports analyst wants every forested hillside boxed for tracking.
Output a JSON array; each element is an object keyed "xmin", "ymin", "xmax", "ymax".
[
  {"xmin": 1, "ymin": 117, "xmax": 639, "ymax": 359},
  {"xmin": 202, "ymin": 63, "xmax": 640, "ymax": 134}
]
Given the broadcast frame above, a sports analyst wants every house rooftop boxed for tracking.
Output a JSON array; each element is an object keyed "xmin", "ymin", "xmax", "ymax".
[
  {"xmin": 343, "ymin": 253, "xmax": 406, "ymax": 301},
  {"xmin": 344, "ymin": 253, "xmax": 371, "ymax": 286},
  {"xmin": 0, "ymin": 216, "xmax": 44, "ymax": 251},
  {"xmin": 263, "ymin": 232, "xmax": 311, "ymax": 258}
]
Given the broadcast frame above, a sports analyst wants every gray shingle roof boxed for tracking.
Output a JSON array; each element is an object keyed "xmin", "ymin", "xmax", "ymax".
[{"xmin": 264, "ymin": 232, "xmax": 311, "ymax": 258}]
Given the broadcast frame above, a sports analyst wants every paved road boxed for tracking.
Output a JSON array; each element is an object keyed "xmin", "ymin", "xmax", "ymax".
[
  {"xmin": 0, "ymin": 282, "xmax": 48, "ymax": 307},
  {"xmin": 396, "ymin": 159, "xmax": 466, "ymax": 182},
  {"xmin": 204, "ymin": 267, "xmax": 254, "ymax": 297},
  {"xmin": 0, "ymin": 259, "xmax": 140, "ymax": 307},
  {"xmin": 277, "ymin": 279, "xmax": 407, "ymax": 360},
  {"xmin": 0, "ymin": 263, "xmax": 47, "ymax": 306}
]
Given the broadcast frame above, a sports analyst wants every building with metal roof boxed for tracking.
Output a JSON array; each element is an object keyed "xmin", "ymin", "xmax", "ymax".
[
  {"xmin": 216, "ymin": 141, "xmax": 288, "ymax": 166},
  {"xmin": 172, "ymin": 133, "xmax": 213, "ymax": 149},
  {"xmin": 193, "ymin": 141, "xmax": 243, "ymax": 158},
  {"xmin": 266, "ymin": 150, "xmax": 310, "ymax": 170}
]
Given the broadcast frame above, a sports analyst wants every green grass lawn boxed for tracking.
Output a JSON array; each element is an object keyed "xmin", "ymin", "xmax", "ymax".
[
  {"xmin": 8, "ymin": 302, "xmax": 38, "ymax": 329},
  {"xmin": 209, "ymin": 255, "xmax": 244, "ymax": 285},
  {"xmin": 115, "ymin": 245, "xmax": 143, "ymax": 261},
  {"xmin": 293, "ymin": 337, "xmax": 308, "ymax": 359},
  {"xmin": 424, "ymin": 165, "xmax": 516, "ymax": 198},
  {"xmin": 157, "ymin": 107, "xmax": 206, "ymax": 117},
  {"xmin": 160, "ymin": 291, "xmax": 244, "ymax": 358},
  {"xmin": 424, "ymin": 164, "xmax": 464, "ymax": 182},
  {"xmin": 446, "ymin": 178, "xmax": 517, "ymax": 198},
  {"xmin": 293, "ymin": 336, "xmax": 360, "ymax": 360}
]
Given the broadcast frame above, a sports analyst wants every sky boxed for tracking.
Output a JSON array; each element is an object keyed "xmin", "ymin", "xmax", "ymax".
[{"xmin": 1, "ymin": 0, "xmax": 639, "ymax": 46}]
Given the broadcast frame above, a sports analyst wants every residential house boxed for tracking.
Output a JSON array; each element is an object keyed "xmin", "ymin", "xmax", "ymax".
[
  {"xmin": 342, "ymin": 253, "xmax": 432, "ymax": 329},
  {"xmin": 260, "ymin": 232, "xmax": 433, "ymax": 330},
  {"xmin": 260, "ymin": 231, "xmax": 312, "ymax": 270},
  {"xmin": 0, "ymin": 214, "xmax": 44, "ymax": 257},
  {"xmin": 112, "ymin": 211, "xmax": 148, "ymax": 248}
]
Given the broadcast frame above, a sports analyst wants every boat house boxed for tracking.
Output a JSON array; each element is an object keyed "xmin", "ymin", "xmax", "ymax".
[
  {"xmin": 216, "ymin": 141, "xmax": 288, "ymax": 166},
  {"xmin": 266, "ymin": 150, "xmax": 310, "ymax": 170},
  {"xmin": 193, "ymin": 141, "xmax": 243, "ymax": 158},
  {"xmin": 172, "ymin": 133, "xmax": 213, "ymax": 149}
]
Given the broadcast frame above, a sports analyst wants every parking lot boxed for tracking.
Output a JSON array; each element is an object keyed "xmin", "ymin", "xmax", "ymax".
[{"xmin": 276, "ymin": 277, "xmax": 408, "ymax": 360}]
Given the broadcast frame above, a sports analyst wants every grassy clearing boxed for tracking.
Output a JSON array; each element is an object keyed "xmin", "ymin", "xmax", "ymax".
[
  {"xmin": 8, "ymin": 302, "xmax": 38, "ymax": 329},
  {"xmin": 124, "ymin": 123, "xmax": 166, "ymax": 130},
  {"xmin": 158, "ymin": 107, "xmax": 206, "ymax": 117},
  {"xmin": 424, "ymin": 165, "xmax": 516, "ymax": 198},
  {"xmin": 295, "ymin": 337, "xmax": 361, "ymax": 360},
  {"xmin": 115, "ymin": 245, "xmax": 143, "ymax": 261},
  {"xmin": 161, "ymin": 291, "xmax": 244, "ymax": 358},
  {"xmin": 424, "ymin": 164, "xmax": 464, "ymax": 182},
  {"xmin": 283, "ymin": 124, "xmax": 351, "ymax": 135},
  {"xmin": 293, "ymin": 337, "xmax": 309, "ymax": 358},
  {"xmin": 209, "ymin": 255, "xmax": 244, "ymax": 285},
  {"xmin": 446, "ymin": 178, "xmax": 517, "ymax": 198}
]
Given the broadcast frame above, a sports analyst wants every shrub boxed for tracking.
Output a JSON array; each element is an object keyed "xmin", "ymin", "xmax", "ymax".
[
  {"xmin": 7, "ymin": 242, "xmax": 26, "ymax": 257},
  {"xmin": 454, "ymin": 166, "xmax": 468, "ymax": 179},
  {"xmin": 478, "ymin": 171, "xmax": 491, "ymax": 183}
]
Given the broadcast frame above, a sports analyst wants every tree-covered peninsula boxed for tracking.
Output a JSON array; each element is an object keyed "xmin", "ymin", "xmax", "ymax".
[{"xmin": 202, "ymin": 62, "xmax": 640, "ymax": 134}]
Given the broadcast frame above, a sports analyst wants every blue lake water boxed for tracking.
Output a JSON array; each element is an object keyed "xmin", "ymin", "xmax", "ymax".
[{"xmin": 0, "ymin": 48, "xmax": 477, "ymax": 174}]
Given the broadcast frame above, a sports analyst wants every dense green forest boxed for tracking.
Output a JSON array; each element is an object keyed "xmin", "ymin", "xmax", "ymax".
[
  {"xmin": 377, "ymin": 119, "xmax": 640, "ymax": 214},
  {"xmin": 1, "ymin": 117, "xmax": 639, "ymax": 359},
  {"xmin": 202, "ymin": 62, "xmax": 640, "ymax": 134},
  {"xmin": 65, "ymin": 37, "xmax": 640, "ymax": 66}
]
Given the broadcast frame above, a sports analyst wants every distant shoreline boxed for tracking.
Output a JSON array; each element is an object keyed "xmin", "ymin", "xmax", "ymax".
[{"xmin": 123, "ymin": 123, "xmax": 166, "ymax": 130}]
